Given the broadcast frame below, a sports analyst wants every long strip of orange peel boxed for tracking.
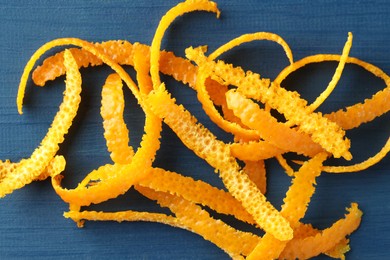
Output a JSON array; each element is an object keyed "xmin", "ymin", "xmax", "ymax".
[
  {"xmin": 149, "ymin": 0, "xmax": 220, "ymax": 89},
  {"xmin": 31, "ymin": 40, "xmax": 200, "ymax": 90},
  {"xmin": 14, "ymin": 36, "xmax": 164, "ymax": 205},
  {"xmin": 31, "ymin": 41, "xmax": 390, "ymax": 169},
  {"xmin": 209, "ymin": 32, "xmax": 293, "ymax": 63},
  {"xmin": 17, "ymin": 39, "xmax": 141, "ymax": 114},
  {"xmin": 276, "ymin": 54, "xmax": 390, "ymax": 130},
  {"xmin": 31, "ymin": 44, "xmax": 390, "ymax": 131},
  {"xmin": 269, "ymin": 33, "xmax": 352, "ymax": 173},
  {"xmin": 276, "ymin": 54, "xmax": 390, "ymax": 173},
  {"xmin": 193, "ymin": 32, "xmax": 294, "ymax": 140},
  {"xmin": 309, "ymin": 33, "xmax": 353, "ymax": 111},
  {"xmin": 51, "ymin": 105, "xmax": 161, "ymax": 206},
  {"xmin": 0, "ymin": 49, "xmax": 81, "ymax": 197},
  {"xmin": 185, "ymin": 46, "xmax": 352, "ymax": 160},
  {"xmin": 97, "ymin": 59, "xmax": 257, "ymax": 225},
  {"xmin": 146, "ymin": 86, "xmax": 293, "ymax": 241},
  {"xmin": 131, "ymin": 40, "xmax": 257, "ymax": 224},
  {"xmin": 225, "ymin": 88, "xmax": 324, "ymax": 157},
  {"xmin": 101, "ymin": 73, "xmax": 134, "ymax": 164},
  {"xmin": 247, "ymin": 152, "xmax": 328, "ymax": 260},
  {"xmin": 280, "ymin": 203, "xmax": 362, "ymax": 259},
  {"xmin": 7, "ymin": 1, "xmax": 383, "ymax": 256},
  {"xmin": 64, "ymin": 209, "xmax": 181, "ymax": 229},
  {"xmin": 136, "ymin": 186, "xmax": 260, "ymax": 259},
  {"xmin": 98, "ymin": 38, "xmax": 254, "ymax": 225},
  {"xmin": 147, "ymin": 0, "xmax": 292, "ymax": 241}
]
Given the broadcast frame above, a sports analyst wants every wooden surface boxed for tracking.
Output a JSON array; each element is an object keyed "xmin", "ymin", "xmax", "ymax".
[{"xmin": 0, "ymin": 0, "xmax": 389, "ymax": 259}]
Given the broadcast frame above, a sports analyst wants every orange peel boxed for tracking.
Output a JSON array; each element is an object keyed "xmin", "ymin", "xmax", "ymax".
[
  {"xmin": 247, "ymin": 152, "xmax": 328, "ymax": 259},
  {"xmin": 64, "ymin": 209, "xmax": 179, "ymax": 228},
  {"xmin": 139, "ymin": 167, "xmax": 255, "ymax": 224},
  {"xmin": 1, "ymin": 0, "xmax": 388, "ymax": 258},
  {"xmin": 137, "ymin": 186, "xmax": 260, "ymax": 259},
  {"xmin": 276, "ymin": 54, "xmax": 390, "ymax": 130},
  {"xmin": 0, "ymin": 49, "xmax": 81, "ymax": 197},
  {"xmin": 280, "ymin": 203, "xmax": 363, "ymax": 259},
  {"xmin": 149, "ymin": 0, "xmax": 220, "ymax": 88},
  {"xmin": 146, "ymin": 86, "xmax": 293, "ymax": 241},
  {"xmin": 101, "ymin": 73, "xmax": 134, "ymax": 164},
  {"xmin": 193, "ymin": 32, "xmax": 294, "ymax": 140},
  {"xmin": 51, "ymin": 106, "xmax": 161, "ymax": 206},
  {"xmin": 186, "ymin": 46, "xmax": 352, "ymax": 160},
  {"xmin": 226, "ymin": 88, "xmax": 324, "ymax": 157}
]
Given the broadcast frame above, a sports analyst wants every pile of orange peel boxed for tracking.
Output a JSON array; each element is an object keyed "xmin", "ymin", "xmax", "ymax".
[{"xmin": 1, "ymin": 0, "xmax": 389, "ymax": 259}]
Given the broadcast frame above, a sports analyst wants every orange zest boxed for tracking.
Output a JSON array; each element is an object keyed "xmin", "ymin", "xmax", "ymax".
[
  {"xmin": 146, "ymin": 86, "xmax": 293, "ymax": 241},
  {"xmin": 101, "ymin": 73, "xmax": 134, "ymax": 164},
  {"xmin": 1, "ymin": 0, "xmax": 389, "ymax": 259},
  {"xmin": 0, "ymin": 49, "xmax": 81, "ymax": 197},
  {"xmin": 185, "ymin": 46, "xmax": 352, "ymax": 160}
]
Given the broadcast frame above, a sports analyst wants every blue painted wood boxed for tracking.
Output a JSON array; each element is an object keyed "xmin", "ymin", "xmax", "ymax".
[{"xmin": 0, "ymin": 1, "xmax": 389, "ymax": 259}]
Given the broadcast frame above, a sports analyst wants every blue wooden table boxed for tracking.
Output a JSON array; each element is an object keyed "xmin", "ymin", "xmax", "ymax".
[{"xmin": 0, "ymin": 1, "xmax": 389, "ymax": 259}]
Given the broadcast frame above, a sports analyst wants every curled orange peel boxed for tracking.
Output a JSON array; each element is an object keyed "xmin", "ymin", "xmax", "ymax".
[
  {"xmin": 0, "ymin": 49, "xmax": 81, "ymax": 197},
  {"xmin": 2, "ymin": 0, "xmax": 389, "ymax": 258},
  {"xmin": 226, "ymin": 89, "xmax": 324, "ymax": 157},
  {"xmin": 101, "ymin": 73, "xmax": 134, "ymax": 164},
  {"xmin": 17, "ymin": 38, "xmax": 140, "ymax": 114},
  {"xmin": 195, "ymin": 65, "xmax": 261, "ymax": 139},
  {"xmin": 209, "ymin": 31, "xmax": 293, "ymax": 64},
  {"xmin": 147, "ymin": 0, "xmax": 293, "ymax": 241},
  {"xmin": 274, "ymin": 49, "xmax": 390, "ymax": 174},
  {"xmin": 64, "ymin": 209, "xmax": 180, "ymax": 229},
  {"xmin": 146, "ymin": 86, "xmax": 293, "ymax": 241},
  {"xmin": 185, "ymin": 46, "xmax": 352, "ymax": 160},
  {"xmin": 192, "ymin": 32, "xmax": 294, "ymax": 139},
  {"xmin": 51, "ymin": 107, "xmax": 161, "ymax": 206},
  {"xmin": 31, "ymin": 41, "xmax": 199, "ymax": 90},
  {"xmin": 139, "ymin": 167, "xmax": 255, "ymax": 224},
  {"xmin": 276, "ymin": 54, "xmax": 390, "ymax": 130},
  {"xmin": 308, "ymin": 32, "xmax": 353, "ymax": 112},
  {"xmin": 280, "ymin": 203, "xmax": 362, "ymax": 259},
  {"xmin": 247, "ymin": 152, "xmax": 328, "ymax": 259},
  {"xmin": 149, "ymin": 0, "xmax": 220, "ymax": 88},
  {"xmin": 137, "ymin": 186, "xmax": 260, "ymax": 258}
]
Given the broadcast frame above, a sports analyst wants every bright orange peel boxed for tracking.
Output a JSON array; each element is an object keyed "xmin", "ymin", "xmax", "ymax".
[{"xmin": 1, "ymin": 0, "xmax": 388, "ymax": 259}]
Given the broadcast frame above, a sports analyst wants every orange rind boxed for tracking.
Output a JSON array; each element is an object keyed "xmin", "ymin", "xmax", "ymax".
[{"xmin": 1, "ymin": 0, "xmax": 388, "ymax": 259}]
